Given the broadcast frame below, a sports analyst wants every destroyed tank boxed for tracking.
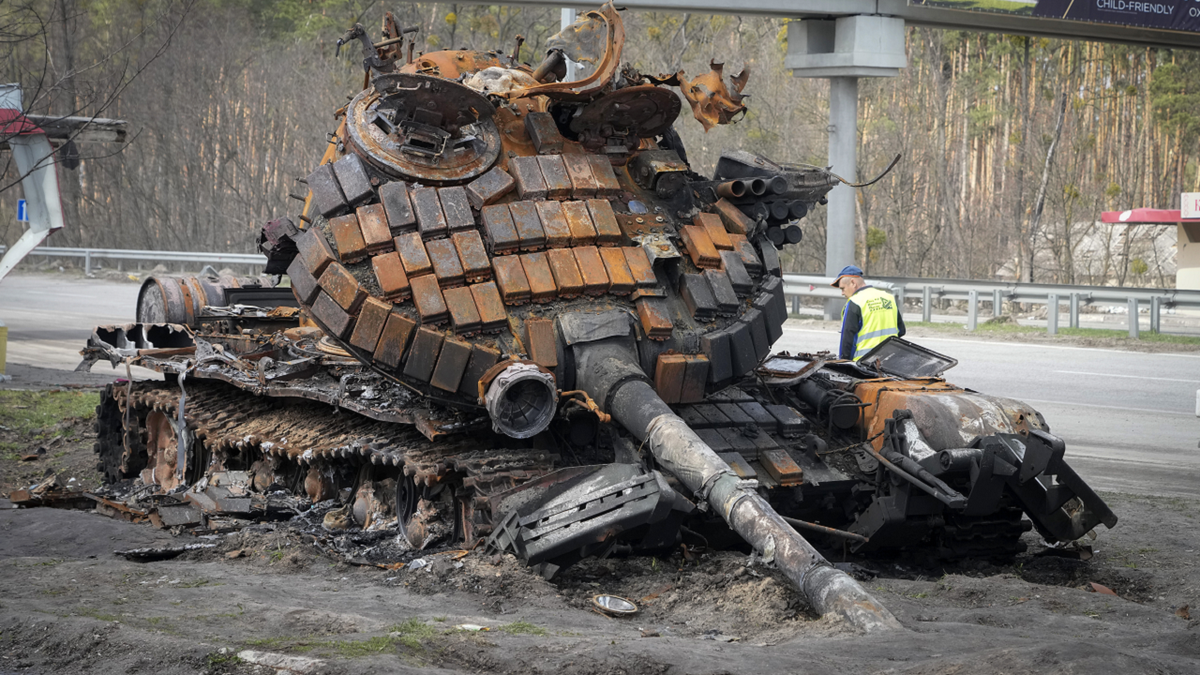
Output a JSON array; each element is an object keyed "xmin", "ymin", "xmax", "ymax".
[{"xmin": 81, "ymin": 4, "xmax": 1115, "ymax": 630}]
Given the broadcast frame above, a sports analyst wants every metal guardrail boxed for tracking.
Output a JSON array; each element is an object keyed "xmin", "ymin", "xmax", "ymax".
[
  {"xmin": 783, "ymin": 274, "xmax": 1200, "ymax": 337},
  {"xmin": 0, "ymin": 245, "xmax": 266, "ymax": 275}
]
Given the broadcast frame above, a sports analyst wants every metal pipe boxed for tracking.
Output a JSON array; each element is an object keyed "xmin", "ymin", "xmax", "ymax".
[
  {"xmin": 605, "ymin": 378, "xmax": 899, "ymax": 632},
  {"xmin": 748, "ymin": 177, "xmax": 767, "ymax": 196},
  {"xmin": 768, "ymin": 175, "xmax": 788, "ymax": 194},
  {"xmin": 782, "ymin": 516, "xmax": 869, "ymax": 544},
  {"xmin": 716, "ymin": 180, "xmax": 747, "ymax": 199},
  {"xmin": 532, "ymin": 49, "xmax": 565, "ymax": 83}
]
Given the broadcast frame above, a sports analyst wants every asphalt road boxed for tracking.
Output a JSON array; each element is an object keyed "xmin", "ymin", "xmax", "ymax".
[
  {"xmin": 3, "ymin": 272, "xmax": 1198, "ymax": 497},
  {"xmin": 778, "ymin": 328, "xmax": 1200, "ymax": 498}
]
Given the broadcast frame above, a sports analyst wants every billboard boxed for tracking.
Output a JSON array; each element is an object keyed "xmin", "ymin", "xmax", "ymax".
[{"xmin": 911, "ymin": 0, "xmax": 1200, "ymax": 34}]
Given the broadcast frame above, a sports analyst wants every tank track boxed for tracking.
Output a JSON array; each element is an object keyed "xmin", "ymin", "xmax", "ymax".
[
  {"xmin": 95, "ymin": 379, "xmax": 559, "ymax": 543},
  {"xmin": 935, "ymin": 507, "xmax": 1033, "ymax": 559}
]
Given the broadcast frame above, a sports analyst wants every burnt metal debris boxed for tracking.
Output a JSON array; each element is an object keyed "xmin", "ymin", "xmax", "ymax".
[{"xmin": 68, "ymin": 2, "xmax": 1115, "ymax": 633}]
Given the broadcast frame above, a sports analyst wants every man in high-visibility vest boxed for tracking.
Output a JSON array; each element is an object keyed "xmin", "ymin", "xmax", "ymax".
[{"xmin": 832, "ymin": 265, "xmax": 906, "ymax": 361}]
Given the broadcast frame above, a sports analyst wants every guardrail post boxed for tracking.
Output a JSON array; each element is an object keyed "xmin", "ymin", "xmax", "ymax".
[
  {"xmin": 1128, "ymin": 298, "xmax": 1139, "ymax": 338},
  {"xmin": 1150, "ymin": 297, "xmax": 1162, "ymax": 334},
  {"xmin": 1069, "ymin": 293, "xmax": 1080, "ymax": 329},
  {"xmin": 791, "ymin": 295, "xmax": 800, "ymax": 316},
  {"xmin": 1047, "ymin": 294, "xmax": 1058, "ymax": 335},
  {"xmin": 967, "ymin": 291, "xmax": 978, "ymax": 331},
  {"xmin": 922, "ymin": 286, "xmax": 932, "ymax": 323},
  {"xmin": 992, "ymin": 289, "xmax": 1003, "ymax": 317},
  {"xmin": 84, "ymin": 250, "xmax": 92, "ymax": 276}
]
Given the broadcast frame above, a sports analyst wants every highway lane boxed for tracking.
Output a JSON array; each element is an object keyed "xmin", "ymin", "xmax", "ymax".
[
  {"xmin": 3, "ymin": 272, "xmax": 1197, "ymax": 497},
  {"xmin": 778, "ymin": 327, "xmax": 1200, "ymax": 497}
]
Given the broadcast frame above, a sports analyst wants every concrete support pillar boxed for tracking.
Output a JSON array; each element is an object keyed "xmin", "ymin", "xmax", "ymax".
[
  {"xmin": 1150, "ymin": 297, "xmax": 1162, "ymax": 334},
  {"xmin": 1128, "ymin": 298, "xmax": 1139, "ymax": 338},
  {"xmin": 1069, "ymin": 293, "xmax": 1081, "ymax": 329},
  {"xmin": 1047, "ymin": 294, "xmax": 1058, "ymax": 335},
  {"xmin": 993, "ymin": 289, "xmax": 1003, "ymax": 318},
  {"xmin": 922, "ymin": 286, "xmax": 932, "ymax": 323},
  {"xmin": 823, "ymin": 77, "xmax": 858, "ymax": 319}
]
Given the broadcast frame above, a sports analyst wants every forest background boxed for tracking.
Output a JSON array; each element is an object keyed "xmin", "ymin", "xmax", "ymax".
[{"xmin": 2, "ymin": 0, "xmax": 1198, "ymax": 286}]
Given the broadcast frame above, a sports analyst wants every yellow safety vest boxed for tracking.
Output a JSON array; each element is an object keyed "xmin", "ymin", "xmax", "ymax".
[{"xmin": 844, "ymin": 286, "xmax": 900, "ymax": 360}]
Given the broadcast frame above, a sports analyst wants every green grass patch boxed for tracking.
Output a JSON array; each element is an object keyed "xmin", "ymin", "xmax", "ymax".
[
  {"xmin": 498, "ymin": 620, "xmax": 547, "ymax": 636},
  {"xmin": 1057, "ymin": 327, "xmax": 1200, "ymax": 345},
  {"xmin": 0, "ymin": 391, "xmax": 99, "ymax": 435},
  {"xmin": 242, "ymin": 620, "xmax": 440, "ymax": 660}
]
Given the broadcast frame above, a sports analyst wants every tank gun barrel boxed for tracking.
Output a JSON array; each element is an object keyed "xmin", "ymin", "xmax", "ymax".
[{"xmin": 571, "ymin": 336, "xmax": 900, "ymax": 633}]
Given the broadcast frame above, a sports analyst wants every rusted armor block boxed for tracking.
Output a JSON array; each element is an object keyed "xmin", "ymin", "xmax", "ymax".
[
  {"xmin": 562, "ymin": 201, "xmax": 597, "ymax": 246},
  {"xmin": 311, "ymin": 291, "xmax": 353, "ymax": 339},
  {"xmin": 587, "ymin": 199, "xmax": 622, "ymax": 245},
  {"xmin": 563, "ymin": 154, "xmax": 599, "ymax": 198},
  {"xmin": 466, "ymin": 166, "xmax": 516, "ymax": 209},
  {"xmin": 535, "ymin": 200, "xmax": 572, "ymax": 248},
  {"xmin": 480, "ymin": 204, "xmax": 520, "ymax": 255},
  {"xmin": 680, "ymin": 224, "xmax": 721, "ymax": 269},
  {"xmin": 654, "ymin": 353, "xmax": 688, "ymax": 404},
  {"xmin": 524, "ymin": 318, "xmax": 558, "ymax": 368},
  {"xmin": 371, "ymin": 251, "xmax": 411, "ymax": 301},
  {"xmin": 379, "ymin": 181, "xmax": 416, "ymax": 233},
  {"xmin": 296, "ymin": 227, "xmax": 336, "ymax": 277},
  {"xmin": 452, "ymin": 231, "xmax": 491, "ymax": 283},
  {"xmin": 760, "ymin": 448, "xmax": 803, "ymax": 487},
  {"xmin": 757, "ymin": 238, "xmax": 782, "ymax": 277},
  {"xmin": 410, "ymin": 274, "xmax": 448, "ymax": 324},
  {"xmin": 546, "ymin": 248, "xmax": 584, "ymax": 298},
  {"xmin": 699, "ymin": 328, "xmax": 733, "ymax": 384},
  {"xmin": 714, "ymin": 198, "xmax": 754, "ymax": 236},
  {"xmin": 695, "ymin": 212, "xmax": 733, "ymax": 250},
  {"xmin": 599, "ymin": 247, "xmax": 634, "ymax": 295},
  {"xmin": 349, "ymin": 296, "xmax": 391, "ymax": 353},
  {"xmin": 374, "ymin": 310, "xmax": 417, "ymax": 369},
  {"xmin": 411, "ymin": 187, "xmax": 448, "ymax": 240},
  {"xmin": 680, "ymin": 273, "xmax": 717, "ymax": 320},
  {"xmin": 524, "ymin": 111, "xmax": 565, "ymax": 155},
  {"xmin": 509, "ymin": 201, "xmax": 546, "ymax": 251},
  {"xmin": 305, "ymin": 164, "xmax": 347, "ymax": 217},
  {"xmin": 470, "ymin": 281, "xmax": 508, "ymax": 332},
  {"xmin": 403, "ymin": 327, "xmax": 444, "ymax": 382},
  {"xmin": 636, "ymin": 297, "xmax": 673, "ymax": 340},
  {"xmin": 356, "ymin": 203, "xmax": 393, "ymax": 254},
  {"xmin": 537, "ymin": 155, "xmax": 572, "ymax": 199},
  {"xmin": 287, "ymin": 256, "xmax": 320, "ymax": 304},
  {"xmin": 588, "ymin": 155, "xmax": 621, "ymax": 197},
  {"xmin": 765, "ymin": 404, "xmax": 807, "ymax": 437},
  {"xmin": 458, "ymin": 344, "xmax": 501, "ymax": 400},
  {"xmin": 438, "ymin": 186, "xmax": 475, "ymax": 233},
  {"xmin": 629, "ymin": 287, "xmax": 666, "ymax": 301},
  {"xmin": 394, "ymin": 232, "xmax": 433, "ymax": 278},
  {"xmin": 704, "ymin": 269, "xmax": 740, "ymax": 315},
  {"xmin": 307, "ymin": 163, "xmax": 350, "ymax": 214},
  {"xmin": 426, "ymin": 238, "xmax": 465, "ymax": 287},
  {"xmin": 720, "ymin": 452, "xmax": 758, "ymax": 480},
  {"xmin": 727, "ymin": 321, "xmax": 758, "ymax": 377},
  {"xmin": 332, "ymin": 153, "xmax": 373, "ymax": 206},
  {"xmin": 509, "ymin": 156, "xmax": 548, "ymax": 200},
  {"xmin": 431, "ymin": 337, "xmax": 473, "ymax": 392},
  {"xmin": 318, "ymin": 263, "xmax": 367, "ymax": 314},
  {"xmin": 329, "ymin": 214, "xmax": 368, "ymax": 264},
  {"xmin": 753, "ymin": 291, "xmax": 783, "ymax": 343},
  {"xmin": 729, "ymin": 233, "xmax": 764, "ymax": 276},
  {"xmin": 492, "ymin": 256, "xmax": 531, "ymax": 305},
  {"xmin": 520, "ymin": 252, "xmax": 558, "ymax": 303},
  {"xmin": 680, "ymin": 355, "xmax": 711, "ymax": 404},
  {"xmin": 623, "ymin": 246, "xmax": 657, "ymax": 289},
  {"xmin": 443, "ymin": 285, "xmax": 481, "ymax": 334},
  {"xmin": 741, "ymin": 308, "xmax": 770, "ymax": 361},
  {"xmin": 720, "ymin": 250, "xmax": 753, "ymax": 296},
  {"xmin": 573, "ymin": 246, "xmax": 609, "ymax": 296}
]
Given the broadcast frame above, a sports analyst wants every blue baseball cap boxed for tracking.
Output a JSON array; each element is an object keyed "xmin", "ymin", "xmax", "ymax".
[{"xmin": 830, "ymin": 265, "xmax": 864, "ymax": 287}]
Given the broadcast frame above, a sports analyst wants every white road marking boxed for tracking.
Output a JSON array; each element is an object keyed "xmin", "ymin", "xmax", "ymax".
[
  {"xmin": 1021, "ymin": 398, "xmax": 1196, "ymax": 417},
  {"xmin": 1055, "ymin": 370, "xmax": 1200, "ymax": 384}
]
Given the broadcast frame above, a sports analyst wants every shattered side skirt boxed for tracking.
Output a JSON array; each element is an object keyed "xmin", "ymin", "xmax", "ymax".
[{"xmin": 486, "ymin": 464, "xmax": 694, "ymax": 579}]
